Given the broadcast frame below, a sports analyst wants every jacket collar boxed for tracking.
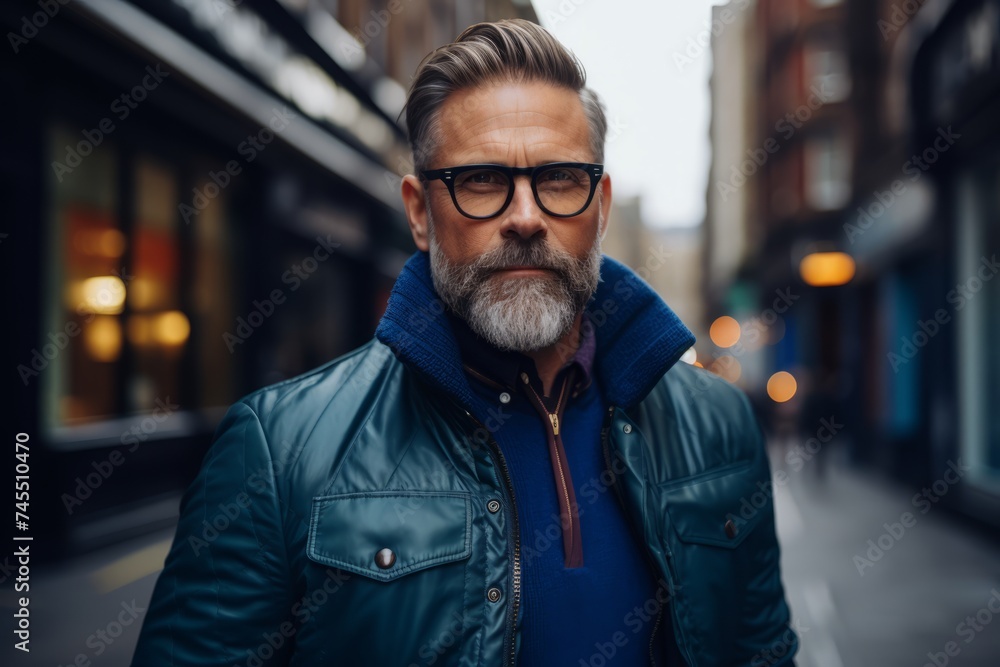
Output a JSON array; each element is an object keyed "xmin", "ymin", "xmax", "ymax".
[{"xmin": 374, "ymin": 250, "xmax": 695, "ymax": 412}]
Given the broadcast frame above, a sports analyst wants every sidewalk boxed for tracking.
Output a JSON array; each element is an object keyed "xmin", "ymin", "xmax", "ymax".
[{"xmin": 772, "ymin": 440, "xmax": 1000, "ymax": 667}]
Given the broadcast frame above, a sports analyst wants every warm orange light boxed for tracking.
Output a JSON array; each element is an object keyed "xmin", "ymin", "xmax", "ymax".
[
  {"xmin": 78, "ymin": 276, "xmax": 126, "ymax": 314},
  {"xmin": 800, "ymin": 252, "xmax": 855, "ymax": 287},
  {"xmin": 709, "ymin": 316, "xmax": 741, "ymax": 348},
  {"xmin": 155, "ymin": 311, "xmax": 190, "ymax": 346},
  {"xmin": 710, "ymin": 355, "xmax": 742, "ymax": 383},
  {"xmin": 767, "ymin": 371, "xmax": 798, "ymax": 403},
  {"xmin": 127, "ymin": 311, "xmax": 191, "ymax": 346},
  {"xmin": 84, "ymin": 316, "xmax": 122, "ymax": 362}
]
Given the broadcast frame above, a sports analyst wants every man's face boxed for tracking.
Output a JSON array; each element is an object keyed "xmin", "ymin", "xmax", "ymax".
[{"xmin": 401, "ymin": 81, "xmax": 613, "ymax": 352}]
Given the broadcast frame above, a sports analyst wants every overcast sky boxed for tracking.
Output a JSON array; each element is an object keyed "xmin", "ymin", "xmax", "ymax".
[{"xmin": 533, "ymin": 0, "xmax": 731, "ymax": 228}]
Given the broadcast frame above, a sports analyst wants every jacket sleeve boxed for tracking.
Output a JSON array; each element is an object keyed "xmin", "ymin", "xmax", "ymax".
[
  {"xmin": 736, "ymin": 392, "xmax": 799, "ymax": 667},
  {"xmin": 131, "ymin": 401, "xmax": 296, "ymax": 666}
]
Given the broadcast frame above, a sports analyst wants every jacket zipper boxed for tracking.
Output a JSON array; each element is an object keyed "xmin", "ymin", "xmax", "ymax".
[
  {"xmin": 600, "ymin": 404, "xmax": 695, "ymax": 667},
  {"xmin": 519, "ymin": 372, "xmax": 582, "ymax": 567},
  {"xmin": 455, "ymin": 404, "xmax": 521, "ymax": 667}
]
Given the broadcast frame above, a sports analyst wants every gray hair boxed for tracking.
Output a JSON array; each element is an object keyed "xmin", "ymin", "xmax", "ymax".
[{"xmin": 404, "ymin": 19, "xmax": 608, "ymax": 174}]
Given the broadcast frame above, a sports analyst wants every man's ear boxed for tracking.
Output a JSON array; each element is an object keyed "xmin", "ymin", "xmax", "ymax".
[
  {"xmin": 401, "ymin": 174, "xmax": 430, "ymax": 252},
  {"xmin": 597, "ymin": 173, "xmax": 612, "ymax": 242}
]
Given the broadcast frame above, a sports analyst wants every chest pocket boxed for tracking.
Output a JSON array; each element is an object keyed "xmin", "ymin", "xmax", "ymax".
[
  {"xmin": 660, "ymin": 460, "xmax": 768, "ymax": 548},
  {"xmin": 306, "ymin": 490, "xmax": 472, "ymax": 582}
]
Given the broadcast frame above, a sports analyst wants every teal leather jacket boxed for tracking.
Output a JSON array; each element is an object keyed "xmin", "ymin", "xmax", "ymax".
[{"xmin": 132, "ymin": 252, "xmax": 797, "ymax": 667}]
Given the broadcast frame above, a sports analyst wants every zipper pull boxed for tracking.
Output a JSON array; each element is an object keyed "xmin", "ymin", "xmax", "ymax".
[{"xmin": 549, "ymin": 412, "xmax": 559, "ymax": 435}]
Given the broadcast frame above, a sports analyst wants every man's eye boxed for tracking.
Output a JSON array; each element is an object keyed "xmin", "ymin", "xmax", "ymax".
[
  {"xmin": 542, "ymin": 170, "xmax": 574, "ymax": 182},
  {"xmin": 459, "ymin": 170, "xmax": 507, "ymax": 188}
]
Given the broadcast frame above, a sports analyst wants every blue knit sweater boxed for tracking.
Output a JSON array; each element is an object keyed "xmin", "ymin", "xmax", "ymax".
[{"xmin": 375, "ymin": 250, "xmax": 694, "ymax": 665}]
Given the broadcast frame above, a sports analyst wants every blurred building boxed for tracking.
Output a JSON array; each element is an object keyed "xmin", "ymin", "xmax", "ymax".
[
  {"xmin": 1, "ymin": 0, "xmax": 537, "ymax": 561},
  {"xmin": 704, "ymin": 0, "xmax": 1000, "ymax": 528},
  {"xmin": 605, "ymin": 195, "xmax": 705, "ymax": 346}
]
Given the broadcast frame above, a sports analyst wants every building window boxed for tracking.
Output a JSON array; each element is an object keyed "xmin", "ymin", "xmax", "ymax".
[
  {"xmin": 804, "ymin": 129, "xmax": 851, "ymax": 211},
  {"xmin": 804, "ymin": 35, "xmax": 851, "ymax": 103},
  {"xmin": 956, "ymin": 165, "xmax": 1000, "ymax": 490},
  {"xmin": 43, "ymin": 123, "xmax": 123, "ymax": 424},
  {"xmin": 42, "ymin": 122, "xmax": 236, "ymax": 430},
  {"xmin": 127, "ymin": 156, "xmax": 187, "ymax": 413}
]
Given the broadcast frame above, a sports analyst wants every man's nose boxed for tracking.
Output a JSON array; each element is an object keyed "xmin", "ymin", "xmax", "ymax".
[{"xmin": 500, "ymin": 175, "xmax": 547, "ymax": 240}]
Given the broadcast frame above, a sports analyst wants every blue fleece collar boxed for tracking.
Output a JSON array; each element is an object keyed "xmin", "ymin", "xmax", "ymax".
[{"xmin": 374, "ymin": 250, "xmax": 695, "ymax": 411}]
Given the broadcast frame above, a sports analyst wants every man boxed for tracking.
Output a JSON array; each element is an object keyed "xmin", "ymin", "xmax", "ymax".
[{"xmin": 131, "ymin": 19, "xmax": 797, "ymax": 667}]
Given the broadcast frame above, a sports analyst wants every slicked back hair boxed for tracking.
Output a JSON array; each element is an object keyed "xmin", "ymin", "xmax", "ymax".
[{"xmin": 404, "ymin": 19, "xmax": 608, "ymax": 174}]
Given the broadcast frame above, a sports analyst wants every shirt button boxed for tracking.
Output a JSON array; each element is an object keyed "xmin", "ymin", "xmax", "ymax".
[
  {"xmin": 499, "ymin": 392, "xmax": 511, "ymax": 404},
  {"xmin": 374, "ymin": 548, "xmax": 396, "ymax": 569},
  {"xmin": 725, "ymin": 519, "xmax": 738, "ymax": 539},
  {"xmin": 520, "ymin": 372, "xmax": 529, "ymax": 384},
  {"xmin": 487, "ymin": 587, "xmax": 502, "ymax": 603},
  {"xmin": 487, "ymin": 499, "xmax": 502, "ymax": 513},
  {"xmin": 623, "ymin": 423, "xmax": 632, "ymax": 434}
]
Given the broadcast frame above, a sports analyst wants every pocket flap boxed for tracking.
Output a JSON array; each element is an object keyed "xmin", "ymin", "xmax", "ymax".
[
  {"xmin": 306, "ymin": 491, "xmax": 472, "ymax": 581},
  {"xmin": 661, "ymin": 461, "xmax": 768, "ymax": 548}
]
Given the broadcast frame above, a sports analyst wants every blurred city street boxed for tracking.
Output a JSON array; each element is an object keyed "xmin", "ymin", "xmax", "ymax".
[
  {"xmin": 4, "ymin": 0, "xmax": 1000, "ymax": 664},
  {"xmin": 3, "ymin": 438, "xmax": 998, "ymax": 667}
]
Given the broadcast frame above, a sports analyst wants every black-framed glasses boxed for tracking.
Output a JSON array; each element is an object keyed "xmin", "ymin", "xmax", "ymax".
[{"xmin": 420, "ymin": 162, "xmax": 604, "ymax": 220}]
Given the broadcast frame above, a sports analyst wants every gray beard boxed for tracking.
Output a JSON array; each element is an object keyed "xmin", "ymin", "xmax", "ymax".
[{"xmin": 428, "ymin": 218, "xmax": 604, "ymax": 353}]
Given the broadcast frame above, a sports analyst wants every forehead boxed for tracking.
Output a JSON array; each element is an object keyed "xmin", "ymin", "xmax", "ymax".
[{"xmin": 433, "ymin": 81, "xmax": 591, "ymax": 164}]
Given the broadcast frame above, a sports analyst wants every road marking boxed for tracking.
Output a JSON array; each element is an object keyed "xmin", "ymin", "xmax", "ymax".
[
  {"xmin": 90, "ymin": 538, "xmax": 172, "ymax": 594},
  {"xmin": 802, "ymin": 581, "xmax": 844, "ymax": 667}
]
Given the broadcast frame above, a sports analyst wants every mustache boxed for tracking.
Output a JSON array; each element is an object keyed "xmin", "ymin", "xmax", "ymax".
[{"xmin": 468, "ymin": 239, "xmax": 569, "ymax": 275}]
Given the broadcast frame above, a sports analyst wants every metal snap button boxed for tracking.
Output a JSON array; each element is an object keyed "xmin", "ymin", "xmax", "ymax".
[
  {"xmin": 499, "ymin": 392, "xmax": 511, "ymax": 404},
  {"xmin": 724, "ymin": 519, "xmax": 737, "ymax": 539},
  {"xmin": 487, "ymin": 499, "xmax": 502, "ymax": 514},
  {"xmin": 375, "ymin": 548, "xmax": 396, "ymax": 569},
  {"xmin": 623, "ymin": 423, "xmax": 632, "ymax": 434},
  {"xmin": 487, "ymin": 587, "xmax": 502, "ymax": 603}
]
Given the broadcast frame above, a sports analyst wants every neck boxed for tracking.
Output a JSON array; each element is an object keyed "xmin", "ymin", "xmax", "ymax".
[{"xmin": 523, "ymin": 311, "xmax": 583, "ymax": 397}]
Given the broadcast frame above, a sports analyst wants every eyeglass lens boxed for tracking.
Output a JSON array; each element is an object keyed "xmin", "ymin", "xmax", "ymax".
[{"xmin": 452, "ymin": 166, "xmax": 592, "ymax": 217}]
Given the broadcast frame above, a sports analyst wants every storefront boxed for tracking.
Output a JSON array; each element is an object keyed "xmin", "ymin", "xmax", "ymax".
[
  {"xmin": 911, "ymin": 0, "xmax": 1000, "ymax": 525},
  {"xmin": 2, "ymin": 0, "xmax": 414, "ymax": 559}
]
